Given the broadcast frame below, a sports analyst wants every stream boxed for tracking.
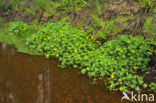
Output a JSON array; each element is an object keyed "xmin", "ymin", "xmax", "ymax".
[{"xmin": 0, "ymin": 43, "xmax": 127, "ymax": 103}]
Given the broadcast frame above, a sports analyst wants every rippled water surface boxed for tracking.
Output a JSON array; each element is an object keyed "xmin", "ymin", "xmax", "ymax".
[{"xmin": 0, "ymin": 43, "xmax": 146, "ymax": 103}]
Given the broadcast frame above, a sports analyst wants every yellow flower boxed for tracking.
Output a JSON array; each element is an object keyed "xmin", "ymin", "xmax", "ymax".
[
  {"xmin": 99, "ymin": 42, "xmax": 102, "ymax": 45},
  {"xmin": 96, "ymin": 41, "xmax": 100, "ymax": 43},
  {"xmin": 68, "ymin": 47, "xmax": 71, "ymax": 50},
  {"xmin": 119, "ymin": 49, "xmax": 123, "ymax": 52},
  {"xmin": 127, "ymin": 41, "xmax": 131, "ymax": 43},
  {"xmin": 53, "ymin": 48, "xmax": 57, "ymax": 51},
  {"xmin": 80, "ymin": 44, "xmax": 83, "ymax": 47},
  {"xmin": 147, "ymin": 52, "xmax": 152, "ymax": 55},
  {"xmin": 133, "ymin": 66, "xmax": 139, "ymax": 69},
  {"xmin": 91, "ymin": 36, "xmax": 94, "ymax": 39},
  {"xmin": 146, "ymin": 72, "xmax": 149, "ymax": 74},
  {"xmin": 56, "ymin": 54, "xmax": 59, "ymax": 57},
  {"xmin": 73, "ymin": 34, "xmax": 77, "ymax": 37},
  {"xmin": 46, "ymin": 54, "xmax": 49, "ymax": 58},
  {"xmin": 131, "ymin": 50, "xmax": 135, "ymax": 53},
  {"xmin": 87, "ymin": 30, "xmax": 90, "ymax": 33},
  {"xmin": 74, "ymin": 49, "xmax": 78, "ymax": 53},
  {"xmin": 111, "ymin": 74, "xmax": 115, "ymax": 78},
  {"xmin": 119, "ymin": 87, "xmax": 123, "ymax": 91},
  {"xmin": 111, "ymin": 68, "xmax": 114, "ymax": 71},
  {"xmin": 86, "ymin": 67, "xmax": 90, "ymax": 71},
  {"xmin": 47, "ymin": 36, "xmax": 50, "ymax": 40},
  {"xmin": 38, "ymin": 46, "xmax": 40, "ymax": 48},
  {"xmin": 110, "ymin": 85, "xmax": 112, "ymax": 88},
  {"xmin": 65, "ymin": 53, "xmax": 69, "ymax": 55},
  {"xmin": 78, "ymin": 56, "xmax": 82, "ymax": 60}
]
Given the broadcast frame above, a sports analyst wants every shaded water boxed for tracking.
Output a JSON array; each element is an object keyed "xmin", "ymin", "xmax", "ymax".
[{"xmin": 1, "ymin": 43, "xmax": 153, "ymax": 103}]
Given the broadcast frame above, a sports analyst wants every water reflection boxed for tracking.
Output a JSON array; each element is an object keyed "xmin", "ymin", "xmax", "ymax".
[
  {"xmin": 8, "ymin": 93, "xmax": 16, "ymax": 103},
  {"xmin": 36, "ymin": 74, "xmax": 44, "ymax": 103},
  {"xmin": 2, "ymin": 43, "xmax": 6, "ymax": 51},
  {"xmin": 1, "ymin": 43, "xmax": 6, "ymax": 55},
  {"xmin": 45, "ymin": 67, "xmax": 51, "ymax": 103},
  {"xmin": 11, "ymin": 48, "xmax": 15, "ymax": 56}
]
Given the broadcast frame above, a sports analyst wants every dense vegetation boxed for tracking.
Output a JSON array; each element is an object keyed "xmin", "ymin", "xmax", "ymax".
[{"xmin": 0, "ymin": 0, "xmax": 156, "ymax": 93}]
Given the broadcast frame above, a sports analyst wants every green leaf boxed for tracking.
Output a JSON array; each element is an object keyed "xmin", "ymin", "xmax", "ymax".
[
  {"xmin": 81, "ymin": 69, "xmax": 86, "ymax": 74},
  {"xmin": 143, "ymin": 84, "xmax": 148, "ymax": 88}
]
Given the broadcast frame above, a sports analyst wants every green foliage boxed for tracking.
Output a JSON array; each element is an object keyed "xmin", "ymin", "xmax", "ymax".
[
  {"xmin": 139, "ymin": 0, "xmax": 155, "ymax": 11},
  {"xmin": 0, "ymin": 22, "xmax": 40, "ymax": 55},
  {"xmin": 149, "ymin": 82, "xmax": 156, "ymax": 92},
  {"xmin": 78, "ymin": 35, "xmax": 153, "ymax": 92},
  {"xmin": 91, "ymin": 15, "xmax": 130, "ymax": 39},
  {"xmin": 26, "ymin": 20, "xmax": 98, "ymax": 61},
  {"xmin": 144, "ymin": 16, "xmax": 156, "ymax": 34},
  {"xmin": 3, "ymin": 21, "xmax": 155, "ymax": 92},
  {"xmin": 0, "ymin": 29, "xmax": 40, "ymax": 55},
  {"xmin": 95, "ymin": 0, "xmax": 107, "ymax": 16},
  {"xmin": 7, "ymin": 22, "xmax": 37, "ymax": 37},
  {"xmin": 0, "ymin": 0, "xmax": 20, "ymax": 11},
  {"xmin": 144, "ymin": 15, "xmax": 156, "ymax": 46}
]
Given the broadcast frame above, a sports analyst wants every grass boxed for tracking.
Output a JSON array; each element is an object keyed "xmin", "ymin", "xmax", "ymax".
[{"xmin": 0, "ymin": 29, "xmax": 42, "ymax": 55}]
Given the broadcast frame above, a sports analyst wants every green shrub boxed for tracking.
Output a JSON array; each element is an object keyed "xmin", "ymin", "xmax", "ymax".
[
  {"xmin": 26, "ymin": 20, "xmax": 98, "ymax": 62},
  {"xmin": 78, "ymin": 35, "xmax": 153, "ymax": 92},
  {"xmin": 7, "ymin": 22, "xmax": 37, "ymax": 37}
]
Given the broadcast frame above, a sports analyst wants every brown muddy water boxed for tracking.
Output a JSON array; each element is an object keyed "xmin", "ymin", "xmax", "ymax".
[{"xmin": 0, "ymin": 43, "xmax": 154, "ymax": 103}]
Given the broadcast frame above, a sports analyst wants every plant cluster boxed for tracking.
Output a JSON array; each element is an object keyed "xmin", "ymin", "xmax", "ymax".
[
  {"xmin": 90, "ymin": 15, "xmax": 130, "ymax": 40},
  {"xmin": 26, "ymin": 20, "xmax": 98, "ymax": 63},
  {"xmin": 3, "ymin": 21, "xmax": 155, "ymax": 93},
  {"xmin": 7, "ymin": 22, "xmax": 37, "ymax": 37},
  {"xmin": 78, "ymin": 35, "xmax": 154, "ymax": 92}
]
